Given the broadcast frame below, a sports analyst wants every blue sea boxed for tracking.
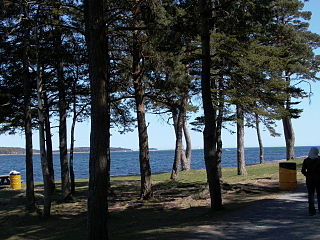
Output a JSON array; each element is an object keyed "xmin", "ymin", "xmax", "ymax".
[{"xmin": 0, "ymin": 146, "xmax": 314, "ymax": 182}]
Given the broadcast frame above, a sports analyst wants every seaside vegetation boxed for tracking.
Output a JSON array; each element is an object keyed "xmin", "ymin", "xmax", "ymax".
[
  {"xmin": 0, "ymin": 159, "xmax": 303, "ymax": 240},
  {"xmin": 1, "ymin": 0, "xmax": 319, "ymax": 239}
]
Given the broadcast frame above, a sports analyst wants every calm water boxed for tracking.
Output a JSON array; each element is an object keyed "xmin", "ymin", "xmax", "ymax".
[{"xmin": 0, "ymin": 146, "xmax": 314, "ymax": 182}]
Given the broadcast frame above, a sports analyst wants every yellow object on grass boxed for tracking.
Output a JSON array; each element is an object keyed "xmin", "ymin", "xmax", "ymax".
[
  {"xmin": 10, "ymin": 173, "xmax": 21, "ymax": 190},
  {"xmin": 279, "ymin": 162, "xmax": 297, "ymax": 190}
]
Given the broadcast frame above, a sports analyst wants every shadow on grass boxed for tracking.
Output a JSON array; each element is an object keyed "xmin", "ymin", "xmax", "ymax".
[
  {"xmin": 1, "ymin": 211, "xmax": 87, "ymax": 240},
  {"xmin": 0, "ymin": 177, "xmax": 292, "ymax": 240},
  {"xmin": 111, "ymin": 186, "xmax": 311, "ymax": 240},
  {"xmin": 109, "ymin": 196, "xmax": 288, "ymax": 240}
]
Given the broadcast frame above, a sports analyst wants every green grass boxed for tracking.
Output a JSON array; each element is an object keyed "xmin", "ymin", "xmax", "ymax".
[
  {"xmin": 0, "ymin": 158, "xmax": 305, "ymax": 240},
  {"xmin": 112, "ymin": 158, "xmax": 304, "ymax": 184}
]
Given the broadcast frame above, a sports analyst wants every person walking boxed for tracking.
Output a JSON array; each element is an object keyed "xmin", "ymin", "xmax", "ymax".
[{"xmin": 301, "ymin": 147, "xmax": 320, "ymax": 216}]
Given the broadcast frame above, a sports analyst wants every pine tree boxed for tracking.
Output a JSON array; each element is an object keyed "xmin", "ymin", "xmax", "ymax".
[{"xmin": 84, "ymin": 0, "xmax": 110, "ymax": 238}]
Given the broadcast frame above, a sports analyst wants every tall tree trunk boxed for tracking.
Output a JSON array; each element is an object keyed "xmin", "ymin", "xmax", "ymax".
[
  {"xmin": 216, "ymin": 77, "xmax": 224, "ymax": 182},
  {"xmin": 180, "ymin": 147, "xmax": 188, "ymax": 171},
  {"xmin": 85, "ymin": 0, "xmax": 109, "ymax": 238},
  {"xmin": 69, "ymin": 111, "xmax": 76, "ymax": 194},
  {"xmin": 172, "ymin": 109, "xmax": 186, "ymax": 172},
  {"xmin": 283, "ymin": 75, "xmax": 295, "ymax": 160},
  {"xmin": 57, "ymin": 60, "xmax": 72, "ymax": 201},
  {"xmin": 237, "ymin": 105, "xmax": 247, "ymax": 176},
  {"xmin": 180, "ymin": 96, "xmax": 190, "ymax": 171},
  {"xmin": 199, "ymin": 0, "xmax": 222, "ymax": 210},
  {"xmin": 54, "ymin": 15, "xmax": 72, "ymax": 200},
  {"xmin": 35, "ymin": 10, "xmax": 51, "ymax": 217},
  {"xmin": 106, "ymin": 101, "xmax": 111, "ymax": 194},
  {"xmin": 183, "ymin": 119, "xmax": 192, "ymax": 169},
  {"xmin": 255, "ymin": 113, "xmax": 264, "ymax": 164},
  {"xmin": 283, "ymin": 118, "xmax": 295, "ymax": 160},
  {"xmin": 22, "ymin": 45, "xmax": 35, "ymax": 211},
  {"xmin": 36, "ymin": 60, "xmax": 51, "ymax": 218},
  {"xmin": 171, "ymin": 107, "xmax": 184, "ymax": 180},
  {"xmin": 133, "ymin": 65, "xmax": 153, "ymax": 199},
  {"xmin": 132, "ymin": 1, "xmax": 153, "ymax": 200},
  {"xmin": 43, "ymin": 93, "xmax": 55, "ymax": 194},
  {"xmin": 69, "ymin": 78, "xmax": 87, "ymax": 194}
]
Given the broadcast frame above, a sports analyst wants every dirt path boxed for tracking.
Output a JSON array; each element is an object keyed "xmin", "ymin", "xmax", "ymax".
[{"xmin": 173, "ymin": 184, "xmax": 320, "ymax": 240}]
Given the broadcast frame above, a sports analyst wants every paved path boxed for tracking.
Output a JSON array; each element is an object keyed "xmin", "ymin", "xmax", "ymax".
[{"xmin": 181, "ymin": 185, "xmax": 320, "ymax": 240}]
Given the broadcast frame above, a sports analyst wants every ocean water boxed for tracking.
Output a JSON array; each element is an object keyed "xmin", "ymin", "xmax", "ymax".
[{"xmin": 0, "ymin": 146, "xmax": 314, "ymax": 182}]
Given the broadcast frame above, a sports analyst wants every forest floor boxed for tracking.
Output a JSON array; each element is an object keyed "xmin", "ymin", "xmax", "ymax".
[{"xmin": 0, "ymin": 159, "xmax": 310, "ymax": 240}]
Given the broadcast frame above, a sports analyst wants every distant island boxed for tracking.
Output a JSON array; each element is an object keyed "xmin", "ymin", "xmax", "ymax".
[{"xmin": 0, "ymin": 147, "xmax": 135, "ymax": 155}]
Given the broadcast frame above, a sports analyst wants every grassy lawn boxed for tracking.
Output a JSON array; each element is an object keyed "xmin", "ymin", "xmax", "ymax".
[{"xmin": 0, "ymin": 159, "xmax": 304, "ymax": 240}]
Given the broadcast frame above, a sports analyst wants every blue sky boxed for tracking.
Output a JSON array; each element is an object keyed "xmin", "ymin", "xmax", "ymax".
[{"xmin": 0, "ymin": 1, "xmax": 319, "ymax": 151}]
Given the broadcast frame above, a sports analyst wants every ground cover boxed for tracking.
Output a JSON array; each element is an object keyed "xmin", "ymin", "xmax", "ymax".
[{"xmin": 0, "ymin": 159, "xmax": 304, "ymax": 240}]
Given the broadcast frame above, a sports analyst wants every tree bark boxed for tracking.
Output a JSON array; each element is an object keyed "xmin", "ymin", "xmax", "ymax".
[
  {"xmin": 53, "ymin": 12, "xmax": 72, "ymax": 200},
  {"xmin": 180, "ymin": 95, "xmax": 190, "ymax": 171},
  {"xmin": 283, "ymin": 118, "xmax": 295, "ymax": 160},
  {"xmin": 69, "ymin": 110, "xmax": 76, "ymax": 194},
  {"xmin": 172, "ymin": 109, "xmax": 187, "ymax": 172},
  {"xmin": 85, "ymin": 0, "xmax": 109, "ymax": 238},
  {"xmin": 43, "ymin": 93, "xmax": 55, "ymax": 194},
  {"xmin": 255, "ymin": 113, "xmax": 264, "ymax": 164},
  {"xmin": 237, "ymin": 105, "xmax": 247, "ymax": 176},
  {"xmin": 132, "ymin": 1, "xmax": 153, "ymax": 199},
  {"xmin": 171, "ymin": 107, "xmax": 184, "ymax": 180},
  {"xmin": 36, "ymin": 60, "xmax": 51, "ymax": 218},
  {"xmin": 22, "ymin": 44, "xmax": 35, "ymax": 211},
  {"xmin": 199, "ymin": 0, "xmax": 222, "ymax": 211},
  {"xmin": 282, "ymin": 74, "xmax": 295, "ymax": 160},
  {"xmin": 57, "ymin": 60, "xmax": 72, "ymax": 201},
  {"xmin": 133, "ymin": 61, "xmax": 153, "ymax": 200},
  {"xmin": 34, "ymin": 10, "xmax": 51, "ymax": 217},
  {"xmin": 216, "ymin": 77, "xmax": 224, "ymax": 181},
  {"xmin": 183, "ymin": 119, "xmax": 192, "ymax": 170}
]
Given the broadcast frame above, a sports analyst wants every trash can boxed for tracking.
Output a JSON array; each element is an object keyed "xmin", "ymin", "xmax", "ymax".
[
  {"xmin": 279, "ymin": 162, "xmax": 297, "ymax": 190},
  {"xmin": 9, "ymin": 171, "xmax": 22, "ymax": 190}
]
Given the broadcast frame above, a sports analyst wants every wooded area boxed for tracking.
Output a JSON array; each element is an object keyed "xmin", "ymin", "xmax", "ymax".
[{"xmin": 1, "ymin": 0, "xmax": 319, "ymax": 239}]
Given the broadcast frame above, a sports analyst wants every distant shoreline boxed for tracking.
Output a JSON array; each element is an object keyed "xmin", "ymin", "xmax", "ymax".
[
  {"xmin": 0, "ymin": 145, "xmax": 317, "ymax": 156},
  {"xmin": 0, "ymin": 146, "xmax": 316, "ymax": 156},
  {"xmin": 0, "ymin": 150, "xmax": 162, "ymax": 156}
]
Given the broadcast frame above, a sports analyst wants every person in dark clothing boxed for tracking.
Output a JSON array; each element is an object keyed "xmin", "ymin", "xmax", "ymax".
[{"xmin": 301, "ymin": 147, "xmax": 320, "ymax": 216}]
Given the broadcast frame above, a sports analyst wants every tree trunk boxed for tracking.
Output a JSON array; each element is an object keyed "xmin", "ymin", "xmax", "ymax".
[
  {"xmin": 106, "ymin": 119, "xmax": 111, "ymax": 195},
  {"xmin": 180, "ymin": 96, "xmax": 190, "ymax": 171},
  {"xmin": 283, "ymin": 118, "xmax": 295, "ymax": 160},
  {"xmin": 22, "ymin": 45, "xmax": 35, "ymax": 211},
  {"xmin": 237, "ymin": 105, "xmax": 247, "ymax": 176},
  {"xmin": 43, "ymin": 93, "xmax": 55, "ymax": 194},
  {"xmin": 199, "ymin": 0, "xmax": 222, "ymax": 211},
  {"xmin": 255, "ymin": 114, "xmax": 264, "ymax": 164},
  {"xmin": 171, "ymin": 107, "xmax": 184, "ymax": 180},
  {"xmin": 85, "ymin": 0, "xmax": 109, "ymax": 238},
  {"xmin": 69, "ymin": 112, "xmax": 76, "ymax": 194},
  {"xmin": 133, "ymin": 65, "xmax": 153, "ymax": 199},
  {"xmin": 36, "ymin": 61, "xmax": 51, "ymax": 218},
  {"xmin": 69, "ymin": 79, "xmax": 87, "ymax": 194},
  {"xmin": 132, "ymin": 1, "xmax": 153, "ymax": 200},
  {"xmin": 216, "ymin": 77, "xmax": 224, "ymax": 181},
  {"xmin": 35, "ymin": 12, "xmax": 51, "ymax": 217},
  {"xmin": 57, "ymin": 60, "xmax": 72, "ymax": 201},
  {"xmin": 183, "ymin": 119, "xmax": 192, "ymax": 170},
  {"xmin": 53, "ymin": 14, "xmax": 72, "ymax": 200},
  {"xmin": 180, "ymin": 147, "xmax": 188, "ymax": 171},
  {"xmin": 283, "ymin": 74, "xmax": 295, "ymax": 160}
]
